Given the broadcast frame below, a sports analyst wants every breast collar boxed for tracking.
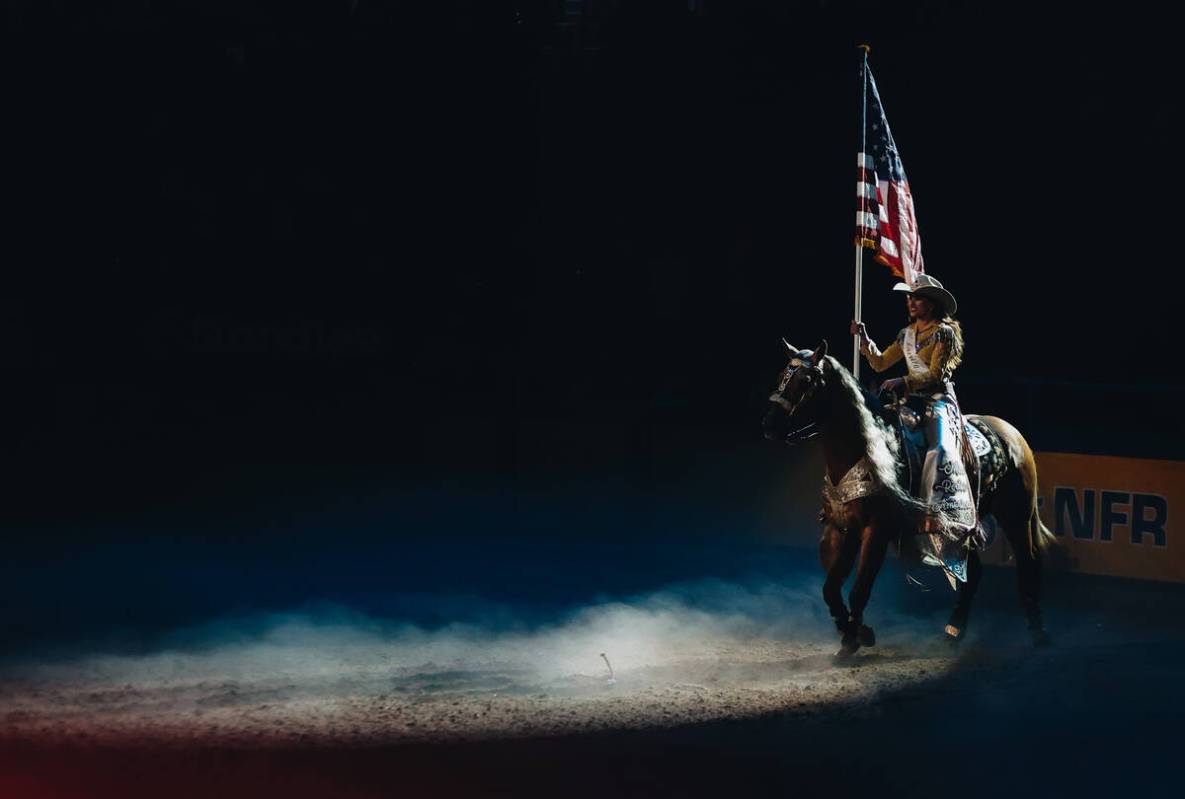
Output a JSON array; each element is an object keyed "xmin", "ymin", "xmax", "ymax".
[{"xmin": 822, "ymin": 456, "xmax": 880, "ymax": 520}]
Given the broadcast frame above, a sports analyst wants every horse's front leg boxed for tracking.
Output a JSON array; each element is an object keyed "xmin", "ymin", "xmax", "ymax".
[
  {"xmin": 819, "ymin": 521, "xmax": 860, "ymax": 635},
  {"xmin": 841, "ymin": 518, "xmax": 891, "ymax": 655}
]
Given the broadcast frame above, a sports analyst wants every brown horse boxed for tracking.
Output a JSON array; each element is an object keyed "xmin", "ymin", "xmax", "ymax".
[{"xmin": 761, "ymin": 339, "xmax": 1054, "ymax": 656}]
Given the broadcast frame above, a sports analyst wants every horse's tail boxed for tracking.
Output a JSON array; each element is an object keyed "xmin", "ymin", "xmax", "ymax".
[
  {"xmin": 1032, "ymin": 514, "xmax": 1056, "ymax": 552},
  {"xmin": 978, "ymin": 414, "xmax": 1057, "ymax": 557},
  {"xmin": 1019, "ymin": 430, "xmax": 1057, "ymax": 553}
]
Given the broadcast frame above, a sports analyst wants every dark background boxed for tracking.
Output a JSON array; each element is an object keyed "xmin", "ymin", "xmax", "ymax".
[{"xmin": 3, "ymin": 1, "xmax": 1182, "ymax": 646}]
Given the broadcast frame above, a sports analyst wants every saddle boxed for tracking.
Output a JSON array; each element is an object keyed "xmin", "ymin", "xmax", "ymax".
[
  {"xmin": 876, "ymin": 399, "xmax": 999, "ymax": 588},
  {"xmin": 883, "ymin": 395, "xmax": 1009, "ymax": 506}
]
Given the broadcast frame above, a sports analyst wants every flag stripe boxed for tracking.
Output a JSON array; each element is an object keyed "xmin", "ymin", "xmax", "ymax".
[{"xmin": 854, "ymin": 66, "xmax": 924, "ymax": 282}]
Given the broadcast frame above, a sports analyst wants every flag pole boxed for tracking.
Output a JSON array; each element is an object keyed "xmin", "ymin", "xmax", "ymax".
[{"xmin": 853, "ymin": 44, "xmax": 871, "ymax": 380}]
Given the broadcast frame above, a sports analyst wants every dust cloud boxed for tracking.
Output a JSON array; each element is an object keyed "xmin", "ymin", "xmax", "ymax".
[{"xmin": 0, "ymin": 575, "xmax": 958, "ymax": 745}]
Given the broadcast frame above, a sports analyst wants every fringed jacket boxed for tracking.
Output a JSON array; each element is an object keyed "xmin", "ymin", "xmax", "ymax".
[{"xmin": 861, "ymin": 321, "xmax": 961, "ymax": 395}]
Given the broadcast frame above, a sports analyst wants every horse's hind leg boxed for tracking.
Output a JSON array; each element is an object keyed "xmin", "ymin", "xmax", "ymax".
[
  {"xmin": 1015, "ymin": 513, "xmax": 1050, "ymax": 646},
  {"xmin": 976, "ymin": 415, "xmax": 1053, "ymax": 646},
  {"xmin": 999, "ymin": 492, "xmax": 1051, "ymax": 646},
  {"xmin": 945, "ymin": 549, "xmax": 981, "ymax": 642}
]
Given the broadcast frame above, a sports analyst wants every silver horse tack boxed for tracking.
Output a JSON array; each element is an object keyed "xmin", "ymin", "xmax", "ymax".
[{"xmin": 821, "ymin": 456, "xmax": 880, "ymax": 530}]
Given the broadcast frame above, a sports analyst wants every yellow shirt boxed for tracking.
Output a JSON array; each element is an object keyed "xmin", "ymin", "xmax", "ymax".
[{"xmin": 861, "ymin": 321, "xmax": 960, "ymax": 392}]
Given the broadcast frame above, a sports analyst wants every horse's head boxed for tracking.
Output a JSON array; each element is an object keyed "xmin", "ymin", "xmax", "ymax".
[{"xmin": 762, "ymin": 338, "xmax": 831, "ymax": 443}]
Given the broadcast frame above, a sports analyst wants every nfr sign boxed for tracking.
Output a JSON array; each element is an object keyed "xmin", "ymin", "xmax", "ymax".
[
  {"xmin": 1046, "ymin": 488, "xmax": 1167, "ymax": 546},
  {"xmin": 984, "ymin": 453, "xmax": 1184, "ymax": 583}
]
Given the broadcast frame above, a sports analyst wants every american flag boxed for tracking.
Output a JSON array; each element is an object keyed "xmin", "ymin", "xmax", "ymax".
[{"xmin": 856, "ymin": 67, "xmax": 924, "ymax": 283}]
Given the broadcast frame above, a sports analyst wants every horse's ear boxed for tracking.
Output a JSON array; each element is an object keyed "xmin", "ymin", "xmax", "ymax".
[
  {"xmin": 814, "ymin": 339, "xmax": 829, "ymax": 363},
  {"xmin": 781, "ymin": 338, "xmax": 799, "ymax": 356}
]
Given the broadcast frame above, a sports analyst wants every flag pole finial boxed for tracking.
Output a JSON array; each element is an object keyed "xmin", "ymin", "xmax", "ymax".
[{"xmin": 858, "ymin": 43, "xmax": 871, "ymax": 55}]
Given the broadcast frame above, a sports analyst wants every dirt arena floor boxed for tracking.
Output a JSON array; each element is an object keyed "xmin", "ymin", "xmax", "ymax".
[
  {"xmin": 3, "ymin": 559, "xmax": 1184, "ymax": 798},
  {"xmin": 0, "ymin": 635, "xmax": 954, "ymax": 749}
]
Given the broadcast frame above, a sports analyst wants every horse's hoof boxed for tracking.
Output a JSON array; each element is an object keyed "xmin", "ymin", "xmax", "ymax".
[
  {"xmin": 836, "ymin": 631, "xmax": 861, "ymax": 659},
  {"xmin": 944, "ymin": 623, "xmax": 965, "ymax": 645},
  {"xmin": 858, "ymin": 625, "xmax": 876, "ymax": 647},
  {"xmin": 1030, "ymin": 629, "xmax": 1052, "ymax": 648}
]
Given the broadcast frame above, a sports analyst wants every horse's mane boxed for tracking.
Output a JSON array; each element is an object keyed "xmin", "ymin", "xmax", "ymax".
[
  {"xmin": 820, "ymin": 355, "xmax": 927, "ymax": 520},
  {"xmin": 853, "ymin": 377, "xmax": 899, "ymax": 431}
]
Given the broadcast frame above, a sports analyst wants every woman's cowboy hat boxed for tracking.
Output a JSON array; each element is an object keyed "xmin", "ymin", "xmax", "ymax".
[{"xmin": 892, "ymin": 274, "xmax": 957, "ymax": 316}]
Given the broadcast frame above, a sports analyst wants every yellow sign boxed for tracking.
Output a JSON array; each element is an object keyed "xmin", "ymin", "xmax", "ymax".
[{"xmin": 982, "ymin": 452, "xmax": 1184, "ymax": 582}]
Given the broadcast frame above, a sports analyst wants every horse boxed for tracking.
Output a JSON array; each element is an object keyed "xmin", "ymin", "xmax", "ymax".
[{"xmin": 761, "ymin": 339, "xmax": 1054, "ymax": 656}]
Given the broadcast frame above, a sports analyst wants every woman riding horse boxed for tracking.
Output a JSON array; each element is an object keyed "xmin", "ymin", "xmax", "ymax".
[
  {"xmin": 851, "ymin": 275, "xmax": 985, "ymax": 581},
  {"xmin": 762, "ymin": 336, "xmax": 1053, "ymax": 655},
  {"xmin": 765, "ymin": 270, "xmax": 1055, "ymax": 653}
]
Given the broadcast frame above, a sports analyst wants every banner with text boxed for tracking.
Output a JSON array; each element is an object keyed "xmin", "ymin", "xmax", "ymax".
[{"xmin": 982, "ymin": 452, "xmax": 1182, "ymax": 582}]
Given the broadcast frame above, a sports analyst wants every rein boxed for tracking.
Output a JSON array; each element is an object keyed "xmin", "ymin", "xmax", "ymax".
[{"xmin": 782, "ymin": 422, "xmax": 821, "ymax": 447}]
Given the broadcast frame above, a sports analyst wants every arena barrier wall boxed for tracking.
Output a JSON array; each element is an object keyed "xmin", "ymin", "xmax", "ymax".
[{"xmin": 980, "ymin": 452, "xmax": 1184, "ymax": 582}]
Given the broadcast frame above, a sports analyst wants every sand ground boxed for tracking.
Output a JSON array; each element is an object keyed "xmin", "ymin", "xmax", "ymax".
[
  {"xmin": 3, "ymin": 569, "xmax": 1183, "ymax": 798},
  {"xmin": 1, "ymin": 636, "xmax": 964, "ymax": 749}
]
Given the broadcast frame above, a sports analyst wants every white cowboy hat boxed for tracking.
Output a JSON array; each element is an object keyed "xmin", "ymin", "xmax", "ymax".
[{"xmin": 892, "ymin": 273, "xmax": 957, "ymax": 316}]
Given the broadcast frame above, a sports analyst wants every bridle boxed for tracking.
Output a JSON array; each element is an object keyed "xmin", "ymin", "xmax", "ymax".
[{"xmin": 768, "ymin": 352, "xmax": 825, "ymax": 447}]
